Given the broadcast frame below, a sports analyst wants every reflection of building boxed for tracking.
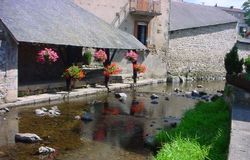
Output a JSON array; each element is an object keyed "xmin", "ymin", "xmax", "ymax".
[{"xmin": 216, "ymin": 6, "xmax": 248, "ymax": 35}]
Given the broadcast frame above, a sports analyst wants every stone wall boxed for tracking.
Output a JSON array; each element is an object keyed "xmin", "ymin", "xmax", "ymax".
[
  {"xmin": 74, "ymin": 0, "xmax": 170, "ymax": 78},
  {"xmin": 0, "ymin": 22, "xmax": 18, "ymax": 103},
  {"xmin": 168, "ymin": 23, "xmax": 237, "ymax": 80},
  {"xmin": 237, "ymin": 42, "xmax": 250, "ymax": 60}
]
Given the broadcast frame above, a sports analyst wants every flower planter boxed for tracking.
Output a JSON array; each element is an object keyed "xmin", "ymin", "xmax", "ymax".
[
  {"xmin": 66, "ymin": 78, "xmax": 76, "ymax": 91},
  {"xmin": 226, "ymin": 74, "xmax": 250, "ymax": 92}
]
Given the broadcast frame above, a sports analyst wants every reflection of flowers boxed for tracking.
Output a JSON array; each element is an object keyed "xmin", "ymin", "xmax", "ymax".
[
  {"xmin": 62, "ymin": 65, "xmax": 85, "ymax": 80},
  {"xmin": 104, "ymin": 63, "xmax": 122, "ymax": 76},
  {"xmin": 37, "ymin": 48, "xmax": 59, "ymax": 64},
  {"xmin": 126, "ymin": 50, "xmax": 138, "ymax": 62},
  {"xmin": 94, "ymin": 127, "xmax": 106, "ymax": 141},
  {"xmin": 131, "ymin": 101, "xmax": 144, "ymax": 113},
  {"xmin": 94, "ymin": 49, "xmax": 107, "ymax": 63},
  {"xmin": 133, "ymin": 64, "xmax": 146, "ymax": 73},
  {"xmin": 103, "ymin": 108, "xmax": 120, "ymax": 115}
]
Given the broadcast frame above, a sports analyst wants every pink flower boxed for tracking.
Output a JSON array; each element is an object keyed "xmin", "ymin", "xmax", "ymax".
[
  {"xmin": 36, "ymin": 48, "xmax": 59, "ymax": 64},
  {"xmin": 94, "ymin": 49, "xmax": 107, "ymax": 63},
  {"xmin": 126, "ymin": 50, "xmax": 138, "ymax": 62}
]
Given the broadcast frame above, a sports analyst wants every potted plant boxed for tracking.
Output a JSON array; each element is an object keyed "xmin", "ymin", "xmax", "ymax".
[
  {"xmin": 244, "ymin": 56, "xmax": 250, "ymax": 74},
  {"xmin": 94, "ymin": 49, "xmax": 107, "ymax": 63},
  {"xmin": 62, "ymin": 65, "xmax": 85, "ymax": 91},
  {"xmin": 103, "ymin": 63, "xmax": 122, "ymax": 76},
  {"xmin": 133, "ymin": 64, "xmax": 146, "ymax": 74},
  {"xmin": 36, "ymin": 48, "xmax": 59, "ymax": 64},
  {"xmin": 126, "ymin": 50, "xmax": 138, "ymax": 63},
  {"xmin": 83, "ymin": 50, "xmax": 92, "ymax": 65}
]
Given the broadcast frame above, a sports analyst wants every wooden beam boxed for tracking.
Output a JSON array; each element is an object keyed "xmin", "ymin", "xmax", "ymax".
[{"xmin": 109, "ymin": 49, "xmax": 117, "ymax": 63}]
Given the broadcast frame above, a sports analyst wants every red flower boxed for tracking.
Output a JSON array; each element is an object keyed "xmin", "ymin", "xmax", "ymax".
[
  {"xmin": 133, "ymin": 64, "xmax": 146, "ymax": 73},
  {"xmin": 103, "ymin": 63, "xmax": 122, "ymax": 76}
]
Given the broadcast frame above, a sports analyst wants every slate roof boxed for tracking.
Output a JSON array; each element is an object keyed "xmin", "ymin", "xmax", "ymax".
[
  {"xmin": 170, "ymin": 2, "xmax": 238, "ymax": 31},
  {"xmin": 0, "ymin": 0, "xmax": 146, "ymax": 50},
  {"xmin": 217, "ymin": 6, "xmax": 245, "ymax": 14}
]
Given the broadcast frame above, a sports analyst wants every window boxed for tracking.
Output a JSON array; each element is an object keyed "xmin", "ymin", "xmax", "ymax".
[{"xmin": 135, "ymin": 22, "xmax": 148, "ymax": 45}]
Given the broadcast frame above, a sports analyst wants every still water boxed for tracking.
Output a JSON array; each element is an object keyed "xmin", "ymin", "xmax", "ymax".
[{"xmin": 0, "ymin": 81, "xmax": 225, "ymax": 160}]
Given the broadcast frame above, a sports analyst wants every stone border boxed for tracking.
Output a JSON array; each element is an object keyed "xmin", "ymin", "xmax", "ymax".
[
  {"xmin": 226, "ymin": 85, "xmax": 250, "ymax": 160},
  {"xmin": 0, "ymin": 79, "xmax": 166, "ymax": 109},
  {"xmin": 226, "ymin": 75, "xmax": 250, "ymax": 92}
]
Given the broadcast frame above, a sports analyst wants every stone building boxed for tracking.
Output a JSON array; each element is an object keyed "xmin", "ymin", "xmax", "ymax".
[
  {"xmin": 0, "ymin": 0, "xmax": 146, "ymax": 103},
  {"xmin": 74, "ymin": 0, "xmax": 170, "ymax": 78},
  {"xmin": 216, "ymin": 6, "xmax": 248, "ymax": 34},
  {"xmin": 168, "ymin": 1, "xmax": 238, "ymax": 81}
]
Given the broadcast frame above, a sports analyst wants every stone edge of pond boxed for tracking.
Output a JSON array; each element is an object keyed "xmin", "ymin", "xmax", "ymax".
[
  {"xmin": 227, "ymin": 85, "xmax": 250, "ymax": 160},
  {"xmin": 0, "ymin": 79, "xmax": 166, "ymax": 109}
]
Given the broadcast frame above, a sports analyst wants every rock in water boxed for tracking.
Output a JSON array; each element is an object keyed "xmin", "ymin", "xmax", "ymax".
[
  {"xmin": 39, "ymin": 146, "xmax": 55, "ymax": 154},
  {"xmin": 51, "ymin": 106, "xmax": 59, "ymax": 112},
  {"xmin": 115, "ymin": 93, "xmax": 127, "ymax": 102},
  {"xmin": 48, "ymin": 110, "xmax": 61, "ymax": 116},
  {"xmin": 197, "ymin": 85, "xmax": 204, "ymax": 88},
  {"xmin": 81, "ymin": 112, "xmax": 93, "ymax": 121},
  {"xmin": 151, "ymin": 100, "xmax": 159, "ymax": 104},
  {"xmin": 41, "ymin": 107, "xmax": 48, "ymax": 112},
  {"xmin": 150, "ymin": 94, "xmax": 159, "ymax": 100},
  {"xmin": 35, "ymin": 109, "xmax": 46, "ymax": 116},
  {"xmin": 15, "ymin": 133, "xmax": 42, "ymax": 143},
  {"xmin": 191, "ymin": 90, "xmax": 200, "ymax": 97},
  {"xmin": 74, "ymin": 115, "xmax": 81, "ymax": 120},
  {"xmin": 3, "ymin": 108, "xmax": 9, "ymax": 112}
]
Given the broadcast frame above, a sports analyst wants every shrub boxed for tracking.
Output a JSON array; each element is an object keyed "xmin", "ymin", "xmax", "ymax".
[
  {"xmin": 155, "ymin": 137, "xmax": 209, "ymax": 160},
  {"xmin": 244, "ymin": 56, "xmax": 250, "ymax": 73},
  {"xmin": 224, "ymin": 45, "xmax": 243, "ymax": 75},
  {"xmin": 155, "ymin": 99, "xmax": 230, "ymax": 160},
  {"xmin": 83, "ymin": 50, "xmax": 92, "ymax": 65}
]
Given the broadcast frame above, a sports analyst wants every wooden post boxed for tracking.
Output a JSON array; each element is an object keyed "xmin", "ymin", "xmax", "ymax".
[
  {"xmin": 132, "ymin": 50, "xmax": 138, "ymax": 84},
  {"xmin": 133, "ymin": 61, "xmax": 137, "ymax": 84},
  {"xmin": 103, "ymin": 49, "xmax": 110, "ymax": 92}
]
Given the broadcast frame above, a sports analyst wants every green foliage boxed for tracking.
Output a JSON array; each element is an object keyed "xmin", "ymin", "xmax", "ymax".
[
  {"xmin": 224, "ymin": 85, "xmax": 233, "ymax": 97},
  {"xmin": 155, "ymin": 137, "xmax": 209, "ymax": 160},
  {"xmin": 155, "ymin": 99, "xmax": 230, "ymax": 160},
  {"xmin": 83, "ymin": 50, "xmax": 92, "ymax": 65},
  {"xmin": 243, "ymin": 0, "xmax": 250, "ymax": 26},
  {"xmin": 62, "ymin": 65, "xmax": 84, "ymax": 80},
  {"xmin": 244, "ymin": 56, "xmax": 250, "ymax": 73},
  {"xmin": 224, "ymin": 45, "xmax": 243, "ymax": 75}
]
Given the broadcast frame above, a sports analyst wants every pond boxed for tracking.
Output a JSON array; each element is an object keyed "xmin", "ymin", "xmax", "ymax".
[{"xmin": 0, "ymin": 81, "xmax": 225, "ymax": 160}]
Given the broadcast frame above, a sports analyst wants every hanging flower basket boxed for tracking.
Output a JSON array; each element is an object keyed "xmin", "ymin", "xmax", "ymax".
[
  {"xmin": 133, "ymin": 64, "xmax": 146, "ymax": 73},
  {"xmin": 62, "ymin": 65, "xmax": 86, "ymax": 90},
  {"xmin": 126, "ymin": 50, "xmax": 138, "ymax": 62},
  {"xmin": 36, "ymin": 48, "xmax": 59, "ymax": 64},
  {"xmin": 103, "ymin": 63, "xmax": 122, "ymax": 76},
  {"xmin": 94, "ymin": 49, "xmax": 107, "ymax": 63}
]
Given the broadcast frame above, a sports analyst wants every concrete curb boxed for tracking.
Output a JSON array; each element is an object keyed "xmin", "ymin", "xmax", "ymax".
[
  {"xmin": 227, "ymin": 85, "xmax": 250, "ymax": 160},
  {"xmin": 0, "ymin": 79, "xmax": 166, "ymax": 109}
]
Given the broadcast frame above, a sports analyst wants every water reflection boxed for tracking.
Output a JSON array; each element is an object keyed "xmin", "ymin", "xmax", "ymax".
[{"xmin": 0, "ymin": 81, "xmax": 225, "ymax": 160}]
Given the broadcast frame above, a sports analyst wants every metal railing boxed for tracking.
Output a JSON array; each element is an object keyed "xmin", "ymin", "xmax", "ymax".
[
  {"xmin": 129, "ymin": 0, "xmax": 161, "ymax": 14},
  {"xmin": 111, "ymin": 3, "xmax": 129, "ymax": 28}
]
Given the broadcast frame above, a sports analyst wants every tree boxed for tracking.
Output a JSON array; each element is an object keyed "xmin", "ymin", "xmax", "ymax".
[
  {"xmin": 224, "ymin": 45, "xmax": 244, "ymax": 75},
  {"xmin": 242, "ymin": 0, "xmax": 250, "ymax": 25}
]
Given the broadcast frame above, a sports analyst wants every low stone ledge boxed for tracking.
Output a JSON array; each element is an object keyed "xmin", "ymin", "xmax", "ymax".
[
  {"xmin": 0, "ymin": 79, "xmax": 166, "ymax": 109},
  {"xmin": 226, "ymin": 75, "xmax": 250, "ymax": 93}
]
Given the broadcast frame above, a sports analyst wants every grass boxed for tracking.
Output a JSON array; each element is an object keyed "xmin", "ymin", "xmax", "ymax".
[{"xmin": 155, "ymin": 98, "xmax": 230, "ymax": 160}]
